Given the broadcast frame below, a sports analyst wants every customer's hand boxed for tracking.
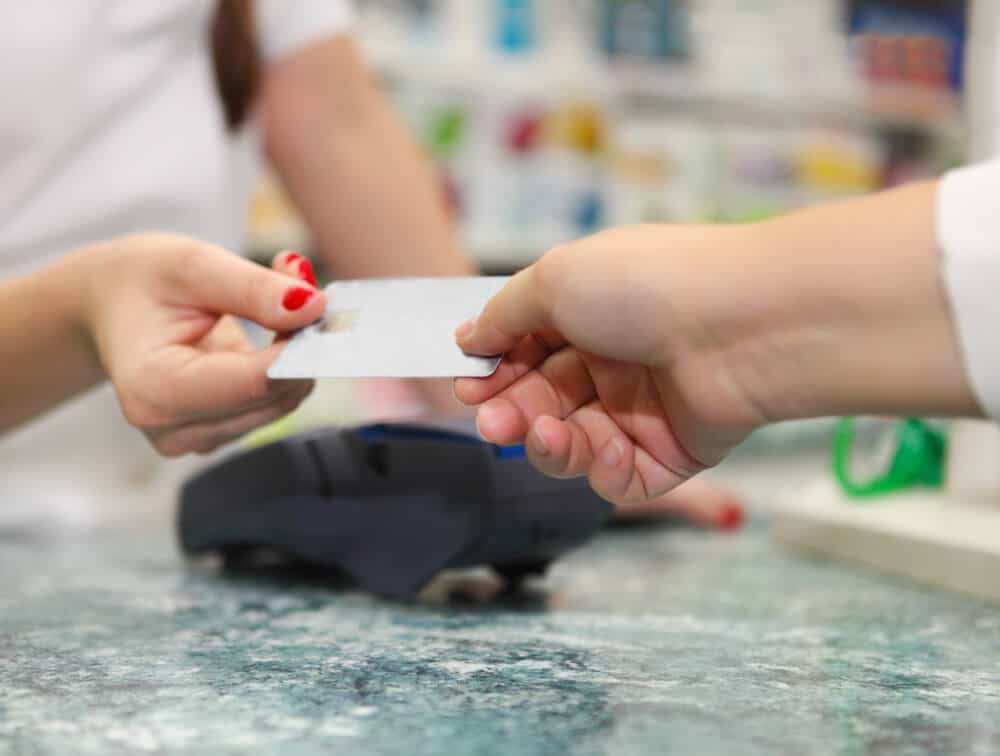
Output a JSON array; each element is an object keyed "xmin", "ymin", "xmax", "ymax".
[
  {"xmin": 454, "ymin": 225, "xmax": 764, "ymax": 509},
  {"xmin": 81, "ymin": 236, "xmax": 325, "ymax": 456},
  {"xmin": 457, "ymin": 183, "xmax": 977, "ymax": 509}
]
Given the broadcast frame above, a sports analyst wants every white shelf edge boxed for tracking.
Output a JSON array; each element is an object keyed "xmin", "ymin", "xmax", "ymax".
[{"xmin": 772, "ymin": 478, "xmax": 1000, "ymax": 604}]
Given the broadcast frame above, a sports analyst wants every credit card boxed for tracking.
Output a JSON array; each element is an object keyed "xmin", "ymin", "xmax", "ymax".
[{"xmin": 267, "ymin": 277, "xmax": 509, "ymax": 379}]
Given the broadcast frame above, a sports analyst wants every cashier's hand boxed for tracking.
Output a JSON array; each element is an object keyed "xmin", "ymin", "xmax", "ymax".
[
  {"xmin": 454, "ymin": 226, "xmax": 765, "ymax": 512},
  {"xmin": 83, "ymin": 237, "xmax": 325, "ymax": 456}
]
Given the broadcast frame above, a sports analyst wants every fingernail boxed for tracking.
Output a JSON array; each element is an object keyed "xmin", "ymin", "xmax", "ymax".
[
  {"xmin": 478, "ymin": 401, "xmax": 499, "ymax": 427},
  {"xmin": 298, "ymin": 259, "xmax": 317, "ymax": 287},
  {"xmin": 474, "ymin": 410, "xmax": 492, "ymax": 442},
  {"xmin": 283, "ymin": 286, "xmax": 315, "ymax": 311},
  {"xmin": 455, "ymin": 319, "xmax": 476, "ymax": 340},
  {"xmin": 284, "ymin": 251, "xmax": 301, "ymax": 264},
  {"xmin": 531, "ymin": 427, "xmax": 550, "ymax": 457},
  {"xmin": 602, "ymin": 438, "xmax": 624, "ymax": 468},
  {"xmin": 717, "ymin": 502, "xmax": 744, "ymax": 531}
]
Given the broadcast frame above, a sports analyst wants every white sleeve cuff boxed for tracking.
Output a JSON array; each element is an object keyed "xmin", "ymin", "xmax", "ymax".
[
  {"xmin": 256, "ymin": 0, "xmax": 356, "ymax": 64},
  {"xmin": 937, "ymin": 159, "xmax": 1000, "ymax": 419}
]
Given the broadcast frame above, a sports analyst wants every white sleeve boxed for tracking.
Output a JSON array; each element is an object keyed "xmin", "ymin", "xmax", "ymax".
[
  {"xmin": 937, "ymin": 159, "xmax": 1000, "ymax": 418},
  {"xmin": 256, "ymin": 0, "xmax": 356, "ymax": 64}
]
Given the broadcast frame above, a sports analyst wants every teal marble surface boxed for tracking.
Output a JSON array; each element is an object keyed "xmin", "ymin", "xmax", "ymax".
[{"xmin": 1, "ymin": 519, "xmax": 999, "ymax": 755}]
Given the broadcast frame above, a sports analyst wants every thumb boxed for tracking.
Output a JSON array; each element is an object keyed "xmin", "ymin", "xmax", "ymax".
[
  {"xmin": 456, "ymin": 264, "xmax": 555, "ymax": 356},
  {"xmin": 170, "ymin": 244, "xmax": 326, "ymax": 332}
]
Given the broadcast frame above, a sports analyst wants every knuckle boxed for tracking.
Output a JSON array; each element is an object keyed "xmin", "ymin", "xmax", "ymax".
[
  {"xmin": 164, "ymin": 239, "xmax": 210, "ymax": 289},
  {"xmin": 532, "ymin": 249, "xmax": 566, "ymax": 304},
  {"xmin": 119, "ymin": 395, "xmax": 168, "ymax": 434},
  {"xmin": 173, "ymin": 237, "xmax": 207, "ymax": 270},
  {"xmin": 156, "ymin": 428, "xmax": 224, "ymax": 458},
  {"xmin": 237, "ymin": 268, "xmax": 267, "ymax": 314},
  {"xmin": 117, "ymin": 368, "xmax": 178, "ymax": 432},
  {"xmin": 154, "ymin": 435, "xmax": 189, "ymax": 458},
  {"xmin": 541, "ymin": 242, "xmax": 573, "ymax": 269},
  {"xmin": 193, "ymin": 439, "xmax": 225, "ymax": 456},
  {"xmin": 248, "ymin": 373, "xmax": 274, "ymax": 404}
]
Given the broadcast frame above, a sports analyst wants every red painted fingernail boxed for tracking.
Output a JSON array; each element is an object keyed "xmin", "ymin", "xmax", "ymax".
[
  {"xmin": 298, "ymin": 259, "xmax": 318, "ymax": 287},
  {"xmin": 283, "ymin": 286, "xmax": 315, "ymax": 311},
  {"xmin": 717, "ymin": 502, "xmax": 744, "ymax": 531},
  {"xmin": 284, "ymin": 251, "xmax": 301, "ymax": 264}
]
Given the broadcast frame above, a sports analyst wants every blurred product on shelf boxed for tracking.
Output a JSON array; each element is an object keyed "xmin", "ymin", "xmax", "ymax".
[
  {"xmin": 247, "ymin": 0, "xmax": 967, "ymax": 270},
  {"xmin": 495, "ymin": 0, "xmax": 538, "ymax": 53},
  {"xmin": 848, "ymin": 0, "xmax": 966, "ymax": 91},
  {"xmin": 600, "ymin": 0, "xmax": 690, "ymax": 61}
]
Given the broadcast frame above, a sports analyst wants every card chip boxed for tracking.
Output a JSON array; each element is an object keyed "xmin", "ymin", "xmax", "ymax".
[{"xmin": 321, "ymin": 310, "xmax": 360, "ymax": 334}]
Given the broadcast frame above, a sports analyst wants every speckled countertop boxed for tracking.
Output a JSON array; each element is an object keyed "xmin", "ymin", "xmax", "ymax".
[{"xmin": 2, "ymin": 509, "xmax": 999, "ymax": 755}]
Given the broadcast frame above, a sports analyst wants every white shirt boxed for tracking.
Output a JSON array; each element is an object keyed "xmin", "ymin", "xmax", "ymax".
[
  {"xmin": 0, "ymin": 1, "xmax": 353, "ymax": 528},
  {"xmin": 938, "ymin": 4, "xmax": 1000, "ymax": 419},
  {"xmin": 939, "ymin": 161, "xmax": 1000, "ymax": 418},
  {"xmin": 0, "ymin": 1, "xmax": 353, "ymax": 277}
]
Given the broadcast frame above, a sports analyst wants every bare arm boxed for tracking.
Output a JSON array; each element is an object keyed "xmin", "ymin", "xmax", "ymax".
[
  {"xmin": 0, "ymin": 237, "xmax": 326, "ymax": 453},
  {"xmin": 454, "ymin": 181, "xmax": 980, "ymax": 507},
  {"xmin": 260, "ymin": 36, "xmax": 473, "ymax": 280},
  {"xmin": 0, "ymin": 254, "xmax": 100, "ymax": 432}
]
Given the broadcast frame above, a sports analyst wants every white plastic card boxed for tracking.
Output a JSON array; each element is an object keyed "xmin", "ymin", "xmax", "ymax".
[{"xmin": 267, "ymin": 277, "xmax": 509, "ymax": 379}]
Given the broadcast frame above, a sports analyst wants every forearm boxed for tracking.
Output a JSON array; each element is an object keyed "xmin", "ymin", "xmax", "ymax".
[
  {"xmin": 0, "ymin": 251, "xmax": 103, "ymax": 433},
  {"xmin": 310, "ymin": 101, "xmax": 471, "ymax": 279},
  {"xmin": 263, "ymin": 38, "xmax": 474, "ymax": 280},
  {"xmin": 729, "ymin": 180, "xmax": 980, "ymax": 422}
]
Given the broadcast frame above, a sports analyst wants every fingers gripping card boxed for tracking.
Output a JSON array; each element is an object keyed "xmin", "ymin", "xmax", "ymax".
[{"xmin": 267, "ymin": 277, "xmax": 509, "ymax": 379}]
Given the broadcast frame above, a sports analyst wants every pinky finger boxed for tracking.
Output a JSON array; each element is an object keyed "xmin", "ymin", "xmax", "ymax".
[{"xmin": 589, "ymin": 436, "xmax": 683, "ymax": 509}]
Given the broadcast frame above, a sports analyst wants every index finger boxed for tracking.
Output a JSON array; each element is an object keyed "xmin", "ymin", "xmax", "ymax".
[{"xmin": 168, "ymin": 243, "xmax": 326, "ymax": 333}]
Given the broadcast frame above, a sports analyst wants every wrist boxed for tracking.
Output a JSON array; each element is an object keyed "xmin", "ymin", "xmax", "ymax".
[
  {"xmin": 728, "ymin": 181, "xmax": 979, "ymax": 423},
  {"xmin": 58, "ymin": 243, "xmax": 110, "ymax": 383}
]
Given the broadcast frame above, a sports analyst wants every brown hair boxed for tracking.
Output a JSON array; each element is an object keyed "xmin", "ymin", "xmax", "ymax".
[{"xmin": 210, "ymin": 0, "xmax": 260, "ymax": 131}]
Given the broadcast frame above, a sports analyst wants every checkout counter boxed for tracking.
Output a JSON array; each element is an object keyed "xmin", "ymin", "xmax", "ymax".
[
  {"xmin": 2, "ymin": 448, "xmax": 998, "ymax": 755},
  {"xmin": 3, "ymin": 4, "xmax": 999, "ymax": 751}
]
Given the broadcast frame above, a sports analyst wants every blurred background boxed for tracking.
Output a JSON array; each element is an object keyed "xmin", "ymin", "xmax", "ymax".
[
  {"xmin": 246, "ymin": 0, "xmax": 973, "ymax": 435},
  {"xmin": 250, "ymin": 0, "xmax": 968, "ymax": 273}
]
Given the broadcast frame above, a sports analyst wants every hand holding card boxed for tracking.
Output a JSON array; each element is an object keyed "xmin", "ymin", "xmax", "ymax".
[{"xmin": 267, "ymin": 277, "xmax": 509, "ymax": 379}]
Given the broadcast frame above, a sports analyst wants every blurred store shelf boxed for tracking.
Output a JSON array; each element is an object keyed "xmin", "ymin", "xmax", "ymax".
[
  {"xmin": 247, "ymin": 7, "xmax": 968, "ymax": 272},
  {"xmin": 365, "ymin": 40, "xmax": 965, "ymax": 139},
  {"xmin": 464, "ymin": 226, "xmax": 567, "ymax": 271},
  {"xmin": 611, "ymin": 62, "xmax": 964, "ymax": 139}
]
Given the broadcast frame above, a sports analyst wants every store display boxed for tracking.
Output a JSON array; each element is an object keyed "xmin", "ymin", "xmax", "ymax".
[
  {"xmin": 494, "ymin": 0, "xmax": 538, "ymax": 54},
  {"xmin": 599, "ymin": 0, "xmax": 690, "ymax": 61},
  {"xmin": 248, "ymin": 0, "xmax": 966, "ymax": 269},
  {"xmin": 847, "ymin": 0, "xmax": 967, "ymax": 91}
]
